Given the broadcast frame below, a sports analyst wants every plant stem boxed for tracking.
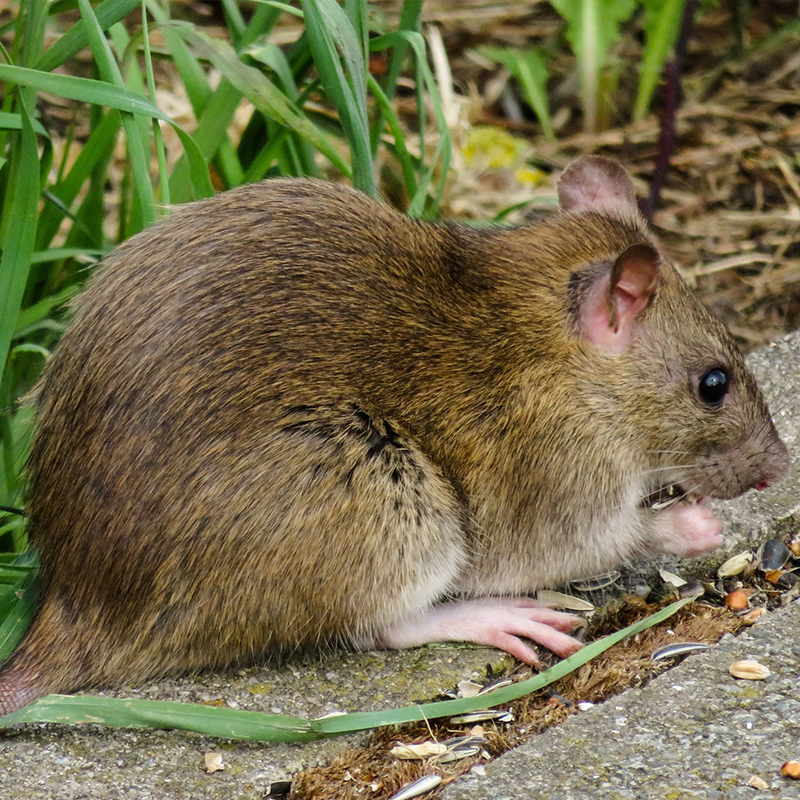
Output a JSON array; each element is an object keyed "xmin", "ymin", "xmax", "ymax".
[{"xmin": 643, "ymin": 0, "xmax": 698, "ymax": 220}]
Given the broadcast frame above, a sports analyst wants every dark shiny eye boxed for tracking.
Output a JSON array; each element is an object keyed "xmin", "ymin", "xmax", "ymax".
[{"xmin": 699, "ymin": 368, "xmax": 728, "ymax": 406}]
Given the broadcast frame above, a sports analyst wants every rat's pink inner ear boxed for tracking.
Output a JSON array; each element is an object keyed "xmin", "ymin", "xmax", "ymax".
[
  {"xmin": 557, "ymin": 156, "xmax": 639, "ymax": 219},
  {"xmin": 581, "ymin": 242, "xmax": 661, "ymax": 354}
]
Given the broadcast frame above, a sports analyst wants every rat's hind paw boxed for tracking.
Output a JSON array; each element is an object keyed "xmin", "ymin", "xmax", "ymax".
[{"xmin": 379, "ymin": 597, "xmax": 585, "ymax": 665}]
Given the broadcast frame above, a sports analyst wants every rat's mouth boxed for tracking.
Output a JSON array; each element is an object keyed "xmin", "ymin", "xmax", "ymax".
[{"xmin": 640, "ymin": 484, "xmax": 704, "ymax": 512}]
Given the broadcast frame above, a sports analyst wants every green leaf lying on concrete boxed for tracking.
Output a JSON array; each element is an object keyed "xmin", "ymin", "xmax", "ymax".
[{"xmin": 0, "ymin": 596, "xmax": 695, "ymax": 741}]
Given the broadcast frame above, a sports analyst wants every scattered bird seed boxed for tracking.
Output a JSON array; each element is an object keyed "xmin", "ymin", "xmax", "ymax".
[
  {"xmin": 536, "ymin": 589, "xmax": 595, "ymax": 611},
  {"xmin": 478, "ymin": 679, "xmax": 513, "ymax": 695},
  {"xmin": 739, "ymin": 607, "xmax": 766, "ymax": 624},
  {"xmin": 781, "ymin": 761, "xmax": 800, "ymax": 780},
  {"xmin": 438, "ymin": 734, "xmax": 487, "ymax": 762},
  {"xmin": 456, "ymin": 680, "xmax": 483, "ymax": 698},
  {"xmin": 757, "ymin": 538, "xmax": 791, "ymax": 572},
  {"xmin": 725, "ymin": 590, "xmax": 750, "ymax": 610},
  {"xmin": 204, "ymin": 753, "xmax": 225, "ymax": 774},
  {"xmin": 389, "ymin": 774, "xmax": 443, "ymax": 800},
  {"xmin": 265, "ymin": 781, "xmax": 292, "ymax": 799},
  {"xmin": 659, "ymin": 569, "xmax": 687, "ymax": 588},
  {"xmin": 449, "ymin": 710, "xmax": 511, "ymax": 724},
  {"xmin": 651, "ymin": 642, "xmax": 710, "ymax": 661},
  {"xmin": 679, "ymin": 580, "xmax": 705, "ymax": 598},
  {"xmin": 569, "ymin": 570, "xmax": 621, "ymax": 591},
  {"xmin": 729, "ymin": 660, "xmax": 771, "ymax": 680},
  {"xmin": 717, "ymin": 551, "xmax": 755, "ymax": 578}
]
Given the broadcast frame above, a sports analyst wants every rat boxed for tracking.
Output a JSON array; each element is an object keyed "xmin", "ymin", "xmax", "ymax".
[{"xmin": 0, "ymin": 156, "xmax": 789, "ymax": 717}]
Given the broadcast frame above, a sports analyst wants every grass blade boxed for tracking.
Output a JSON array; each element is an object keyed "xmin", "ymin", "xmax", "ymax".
[
  {"xmin": 302, "ymin": 0, "xmax": 374, "ymax": 194},
  {"xmin": 0, "ymin": 97, "xmax": 40, "ymax": 379},
  {"xmin": 77, "ymin": 0, "xmax": 155, "ymax": 229},
  {"xmin": 634, "ymin": 0, "xmax": 687, "ymax": 122},
  {"xmin": 166, "ymin": 21, "xmax": 350, "ymax": 178},
  {"xmin": 0, "ymin": 597, "xmax": 695, "ymax": 741},
  {"xmin": 480, "ymin": 47, "xmax": 554, "ymax": 141},
  {"xmin": 36, "ymin": 0, "xmax": 142, "ymax": 72}
]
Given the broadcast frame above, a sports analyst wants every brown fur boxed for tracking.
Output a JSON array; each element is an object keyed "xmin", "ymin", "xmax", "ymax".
[{"xmin": 0, "ymin": 159, "xmax": 788, "ymax": 715}]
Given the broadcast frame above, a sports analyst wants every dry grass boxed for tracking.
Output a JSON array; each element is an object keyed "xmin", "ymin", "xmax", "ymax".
[{"xmin": 291, "ymin": 599, "xmax": 744, "ymax": 800}]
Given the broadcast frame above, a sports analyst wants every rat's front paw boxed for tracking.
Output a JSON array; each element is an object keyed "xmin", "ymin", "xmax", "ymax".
[
  {"xmin": 655, "ymin": 500, "xmax": 724, "ymax": 558},
  {"xmin": 379, "ymin": 597, "xmax": 584, "ymax": 665}
]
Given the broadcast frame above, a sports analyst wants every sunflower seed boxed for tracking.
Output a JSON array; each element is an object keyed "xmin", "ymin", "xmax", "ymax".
[
  {"xmin": 390, "ymin": 775, "xmax": 443, "ymax": 800},
  {"xmin": 651, "ymin": 642, "xmax": 710, "ymax": 661},
  {"xmin": 449, "ymin": 710, "xmax": 510, "ymax": 724}
]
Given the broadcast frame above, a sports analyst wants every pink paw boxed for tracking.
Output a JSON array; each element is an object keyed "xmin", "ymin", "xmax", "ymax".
[
  {"xmin": 381, "ymin": 597, "xmax": 585, "ymax": 665},
  {"xmin": 657, "ymin": 501, "xmax": 724, "ymax": 558}
]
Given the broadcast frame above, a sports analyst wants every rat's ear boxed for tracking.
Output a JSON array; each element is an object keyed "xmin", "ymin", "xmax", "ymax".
[
  {"xmin": 580, "ymin": 243, "xmax": 661, "ymax": 354},
  {"xmin": 558, "ymin": 156, "xmax": 639, "ymax": 219}
]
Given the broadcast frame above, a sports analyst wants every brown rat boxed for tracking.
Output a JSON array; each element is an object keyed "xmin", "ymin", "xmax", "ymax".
[{"xmin": 0, "ymin": 156, "xmax": 789, "ymax": 716}]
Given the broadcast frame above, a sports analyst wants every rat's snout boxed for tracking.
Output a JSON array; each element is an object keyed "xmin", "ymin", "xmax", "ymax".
[{"xmin": 698, "ymin": 421, "xmax": 790, "ymax": 500}]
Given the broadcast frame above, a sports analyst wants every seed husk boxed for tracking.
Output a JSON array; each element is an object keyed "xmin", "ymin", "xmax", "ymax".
[
  {"xmin": 449, "ymin": 710, "xmax": 512, "ymax": 725},
  {"xmin": 717, "ymin": 551, "xmax": 755, "ymax": 578},
  {"xmin": 757, "ymin": 538, "xmax": 791, "ymax": 572},
  {"xmin": 536, "ymin": 589, "xmax": 595, "ymax": 611},
  {"xmin": 570, "ymin": 570, "xmax": 621, "ymax": 591},
  {"xmin": 659, "ymin": 569, "xmax": 687, "ymax": 588},
  {"xmin": 747, "ymin": 775, "xmax": 769, "ymax": 790},
  {"xmin": 391, "ymin": 742, "xmax": 448, "ymax": 760},
  {"xmin": 729, "ymin": 660, "xmax": 771, "ymax": 680},
  {"xmin": 739, "ymin": 607, "xmax": 766, "ymax": 624}
]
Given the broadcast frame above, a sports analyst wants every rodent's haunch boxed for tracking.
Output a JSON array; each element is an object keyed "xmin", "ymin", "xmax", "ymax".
[{"xmin": 0, "ymin": 157, "xmax": 789, "ymax": 716}]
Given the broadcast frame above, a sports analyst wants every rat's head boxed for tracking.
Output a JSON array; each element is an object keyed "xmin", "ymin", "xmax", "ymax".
[{"xmin": 556, "ymin": 156, "xmax": 789, "ymax": 507}]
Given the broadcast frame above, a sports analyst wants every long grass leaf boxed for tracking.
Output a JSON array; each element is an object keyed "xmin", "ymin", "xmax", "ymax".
[
  {"xmin": 0, "ymin": 566, "xmax": 38, "ymax": 663},
  {"xmin": 371, "ymin": 31, "xmax": 451, "ymax": 216},
  {"xmin": 77, "ymin": 0, "xmax": 155, "ymax": 228},
  {"xmin": 0, "ymin": 111, "xmax": 48, "ymax": 136},
  {"xmin": 311, "ymin": 595, "xmax": 696, "ymax": 734},
  {"xmin": 303, "ymin": 0, "xmax": 373, "ymax": 193},
  {"xmin": 14, "ymin": 284, "xmax": 85, "ymax": 335},
  {"xmin": 552, "ymin": 0, "xmax": 637, "ymax": 133},
  {"xmin": 480, "ymin": 47, "xmax": 554, "ymax": 141},
  {"xmin": 370, "ymin": 0, "xmax": 423, "ymax": 156},
  {"xmin": 634, "ymin": 0, "xmax": 687, "ymax": 123},
  {"xmin": 0, "ymin": 98, "xmax": 40, "ymax": 378},
  {"xmin": 36, "ymin": 0, "xmax": 142, "ymax": 72},
  {"xmin": 0, "ymin": 65, "xmax": 212, "ymax": 200},
  {"xmin": 0, "ymin": 597, "xmax": 694, "ymax": 740},
  {"xmin": 165, "ymin": 21, "xmax": 350, "ymax": 178}
]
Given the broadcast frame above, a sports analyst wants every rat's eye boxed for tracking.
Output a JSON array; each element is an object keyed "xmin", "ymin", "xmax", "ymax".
[{"xmin": 699, "ymin": 368, "xmax": 728, "ymax": 406}]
